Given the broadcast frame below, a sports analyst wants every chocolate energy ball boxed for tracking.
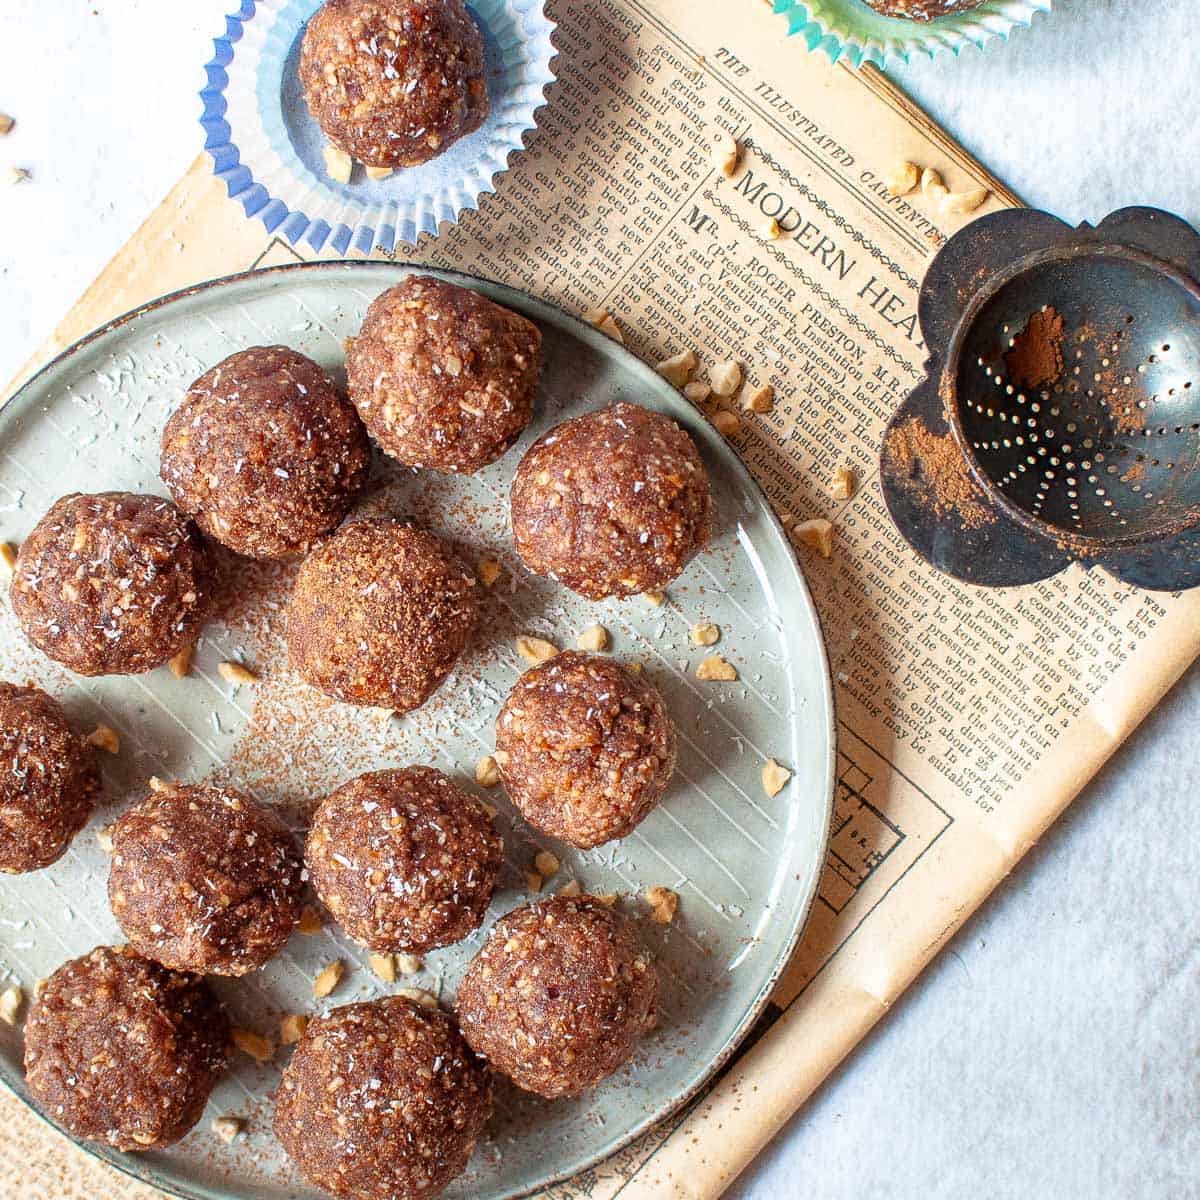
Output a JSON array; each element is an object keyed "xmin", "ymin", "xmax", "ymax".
[
  {"xmin": 496, "ymin": 651, "xmax": 676, "ymax": 849},
  {"xmin": 0, "ymin": 682, "xmax": 99, "ymax": 873},
  {"xmin": 300, "ymin": 0, "xmax": 488, "ymax": 169},
  {"xmin": 510, "ymin": 402, "xmax": 712, "ymax": 599},
  {"xmin": 346, "ymin": 277, "xmax": 542, "ymax": 473},
  {"xmin": 861, "ymin": 0, "xmax": 983, "ymax": 17},
  {"xmin": 11, "ymin": 492, "xmax": 214, "ymax": 676},
  {"xmin": 457, "ymin": 895, "xmax": 658, "ymax": 1098},
  {"xmin": 109, "ymin": 784, "xmax": 305, "ymax": 976},
  {"xmin": 161, "ymin": 345, "xmax": 370, "ymax": 559},
  {"xmin": 24, "ymin": 945, "xmax": 231, "ymax": 1152},
  {"xmin": 275, "ymin": 996, "xmax": 492, "ymax": 1200},
  {"xmin": 287, "ymin": 520, "xmax": 477, "ymax": 712},
  {"xmin": 307, "ymin": 767, "xmax": 502, "ymax": 953}
]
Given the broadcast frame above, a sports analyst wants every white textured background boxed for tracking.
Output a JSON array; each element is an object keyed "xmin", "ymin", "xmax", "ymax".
[{"xmin": 0, "ymin": 2, "xmax": 1197, "ymax": 1198}]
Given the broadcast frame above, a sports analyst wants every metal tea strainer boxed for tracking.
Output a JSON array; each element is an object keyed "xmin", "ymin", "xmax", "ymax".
[{"xmin": 881, "ymin": 206, "xmax": 1200, "ymax": 591}]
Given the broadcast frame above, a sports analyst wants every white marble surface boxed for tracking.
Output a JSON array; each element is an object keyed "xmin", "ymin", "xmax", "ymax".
[{"xmin": 0, "ymin": 2, "xmax": 1196, "ymax": 1197}]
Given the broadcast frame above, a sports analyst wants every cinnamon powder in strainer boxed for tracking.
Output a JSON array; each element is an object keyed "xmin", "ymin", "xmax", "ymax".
[
  {"xmin": 887, "ymin": 415, "xmax": 994, "ymax": 530},
  {"xmin": 1005, "ymin": 307, "xmax": 1065, "ymax": 391}
]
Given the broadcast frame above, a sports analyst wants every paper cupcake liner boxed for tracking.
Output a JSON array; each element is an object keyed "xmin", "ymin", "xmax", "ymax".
[
  {"xmin": 201, "ymin": 0, "xmax": 556, "ymax": 253},
  {"xmin": 771, "ymin": 0, "xmax": 1053, "ymax": 69}
]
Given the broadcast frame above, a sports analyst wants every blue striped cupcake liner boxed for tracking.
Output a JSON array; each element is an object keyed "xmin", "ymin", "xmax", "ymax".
[
  {"xmin": 200, "ymin": 0, "xmax": 557, "ymax": 254},
  {"xmin": 771, "ymin": 0, "xmax": 1053, "ymax": 69}
]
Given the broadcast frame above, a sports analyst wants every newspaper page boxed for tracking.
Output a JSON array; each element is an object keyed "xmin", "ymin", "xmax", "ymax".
[{"xmin": 4, "ymin": 1, "xmax": 1199, "ymax": 1198}]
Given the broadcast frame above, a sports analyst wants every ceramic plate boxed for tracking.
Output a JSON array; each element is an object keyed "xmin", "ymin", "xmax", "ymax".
[{"xmin": 0, "ymin": 262, "xmax": 833, "ymax": 1200}]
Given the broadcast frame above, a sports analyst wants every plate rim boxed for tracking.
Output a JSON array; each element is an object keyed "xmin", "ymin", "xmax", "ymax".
[{"xmin": 0, "ymin": 258, "xmax": 836, "ymax": 1200}]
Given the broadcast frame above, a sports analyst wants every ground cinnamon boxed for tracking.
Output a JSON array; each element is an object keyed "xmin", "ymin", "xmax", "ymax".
[
  {"xmin": 887, "ymin": 415, "xmax": 993, "ymax": 530},
  {"xmin": 1005, "ymin": 307, "xmax": 1064, "ymax": 391}
]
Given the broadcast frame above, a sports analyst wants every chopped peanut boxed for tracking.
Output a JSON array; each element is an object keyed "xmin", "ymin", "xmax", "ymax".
[
  {"xmin": 95, "ymin": 825, "xmax": 114, "ymax": 853},
  {"xmin": 396, "ymin": 953, "xmax": 423, "ymax": 977},
  {"xmin": 642, "ymin": 591, "xmax": 665, "ymax": 608},
  {"xmin": 712, "ymin": 410, "xmax": 741, "ymax": 437},
  {"xmin": 397, "ymin": 988, "xmax": 438, "ymax": 1009},
  {"xmin": 297, "ymin": 905, "xmax": 323, "ymax": 935},
  {"xmin": 478, "ymin": 557, "xmax": 502, "ymax": 587},
  {"xmin": 218, "ymin": 661, "xmax": 258, "ymax": 686},
  {"xmin": 791, "ymin": 518, "xmax": 834, "ymax": 559},
  {"xmin": 516, "ymin": 635, "xmax": 558, "ymax": 665},
  {"xmin": 5, "ymin": 167, "xmax": 29, "ymax": 186},
  {"xmin": 709, "ymin": 359, "xmax": 742, "ymax": 397},
  {"xmin": 364, "ymin": 165, "xmax": 393, "ymax": 180},
  {"xmin": 167, "ymin": 645, "xmax": 193, "ymax": 678},
  {"xmin": 761, "ymin": 758, "xmax": 792, "ymax": 798},
  {"xmin": 656, "ymin": 349, "xmax": 697, "ymax": 388},
  {"xmin": 884, "ymin": 160, "xmax": 920, "ymax": 196},
  {"xmin": 477, "ymin": 798, "xmax": 498, "ymax": 820},
  {"xmin": 0, "ymin": 986, "xmax": 22, "ymax": 1026},
  {"xmin": 691, "ymin": 622, "xmax": 720, "ymax": 647},
  {"xmin": 942, "ymin": 186, "xmax": 989, "ymax": 214},
  {"xmin": 626, "ymin": 660, "xmax": 644, "ymax": 675},
  {"xmin": 148, "ymin": 776, "xmax": 171, "ymax": 793},
  {"xmin": 696, "ymin": 654, "xmax": 737, "ymax": 681},
  {"xmin": 0, "ymin": 542, "xmax": 15, "ymax": 574},
  {"xmin": 231, "ymin": 1028, "xmax": 274, "ymax": 1063},
  {"xmin": 757, "ymin": 217, "xmax": 781, "ymax": 240},
  {"xmin": 576, "ymin": 623, "xmax": 609, "ymax": 652},
  {"xmin": 525, "ymin": 869, "xmax": 545, "ymax": 893},
  {"xmin": 683, "ymin": 380, "xmax": 711, "ymax": 405},
  {"xmin": 0, "ymin": 114, "xmax": 13, "ymax": 136},
  {"xmin": 645, "ymin": 886, "xmax": 679, "ymax": 925},
  {"xmin": 830, "ymin": 466, "xmax": 857, "ymax": 501},
  {"xmin": 369, "ymin": 953, "xmax": 397, "ymax": 982},
  {"xmin": 86, "ymin": 725, "xmax": 120, "ymax": 755},
  {"xmin": 475, "ymin": 755, "xmax": 501, "ymax": 787},
  {"xmin": 558, "ymin": 879, "xmax": 582, "ymax": 898},
  {"xmin": 534, "ymin": 850, "xmax": 560, "ymax": 879},
  {"xmin": 211, "ymin": 1117, "xmax": 243, "ymax": 1143},
  {"xmin": 742, "ymin": 383, "xmax": 773, "ymax": 413},
  {"xmin": 322, "ymin": 144, "xmax": 353, "ymax": 184},
  {"xmin": 920, "ymin": 166, "xmax": 947, "ymax": 200},
  {"xmin": 280, "ymin": 1013, "xmax": 308, "ymax": 1045},
  {"xmin": 710, "ymin": 130, "xmax": 739, "ymax": 177},
  {"xmin": 595, "ymin": 893, "xmax": 619, "ymax": 907},
  {"xmin": 313, "ymin": 960, "xmax": 345, "ymax": 998},
  {"xmin": 584, "ymin": 308, "xmax": 624, "ymax": 343}
]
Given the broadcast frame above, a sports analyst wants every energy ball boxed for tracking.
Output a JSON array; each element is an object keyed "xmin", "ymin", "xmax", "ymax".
[
  {"xmin": 300, "ymin": 0, "xmax": 488, "ymax": 169},
  {"xmin": 287, "ymin": 520, "xmax": 477, "ymax": 712},
  {"xmin": 0, "ymin": 682, "xmax": 100, "ymax": 873},
  {"xmin": 496, "ymin": 651, "xmax": 676, "ymax": 848},
  {"xmin": 109, "ymin": 784, "xmax": 305, "ymax": 976},
  {"xmin": 307, "ymin": 766, "xmax": 502, "ymax": 953},
  {"xmin": 275, "ymin": 996, "xmax": 492, "ymax": 1200},
  {"xmin": 11, "ymin": 492, "xmax": 214, "ymax": 676},
  {"xmin": 510, "ymin": 402, "xmax": 712, "ymax": 599},
  {"xmin": 161, "ymin": 345, "xmax": 370, "ymax": 559},
  {"xmin": 861, "ymin": 0, "xmax": 983, "ymax": 17},
  {"xmin": 457, "ymin": 895, "xmax": 658, "ymax": 1098},
  {"xmin": 24, "ymin": 945, "xmax": 230, "ymax": 1152},
  {"xmin": 346, "ymin": 277, "xmax": 542, "ymax": 473}
]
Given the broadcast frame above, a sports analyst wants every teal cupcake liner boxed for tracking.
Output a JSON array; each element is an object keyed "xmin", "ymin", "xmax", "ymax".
[{"xmin": 771, "ymin": 0, "xmax": 1053, "ymax": 69}]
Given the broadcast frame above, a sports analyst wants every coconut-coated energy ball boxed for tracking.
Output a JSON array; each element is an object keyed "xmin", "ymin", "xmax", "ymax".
[
  {"xmin": 300, "ymin": 0, "xmax": 489, "ymax": 169},
  {"xmin": 161, "ymin": 346, "xmax": 370, "ymax": 559},
  {"xmin": 862, "ymin": 0, "xmax": 983, "ymax": 18},
  {"xmin": 306, "ymin": 767, "xmax": 502, "ymax": 953},
  {"xmin": 287, "ymin": 520, "xmax": 477, "ymax": 712},
  {"xmin": 495, "ymin": 651, "xmax": 676, "ymax": 849},
  {"xmin": 24, "ymin": 945, "xmax": 231, "ymax": 1152},
  {"xmin": 346, "ymin": 277, "xmax": 542, "ymax": 473},
  {"xmin": 457, "ymin": 895, "xmax": 658, "ymax": 1098},
  {"xmin": 109, "ymin": 784, "xmax": 305, "ymax": 976},
  {"xmin": 10, "ymin": 492, "xmax": 214, "ymax": 676},
  {"xmin": 274, "ymin": 996, "xmax": 493, "ymax": 1200},
  {"xmin": 0, "ymin": 682, "xmax": 100, "ymax": 874},
  {"xmin": 510, "ymin": 402, "xmax": 712, "ymax": 599}
]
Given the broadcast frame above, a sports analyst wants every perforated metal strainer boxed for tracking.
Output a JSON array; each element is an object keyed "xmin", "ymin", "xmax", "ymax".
[{"xmin": 881, "ymin": 207, "xmax": 1200, "ymax": 591}]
